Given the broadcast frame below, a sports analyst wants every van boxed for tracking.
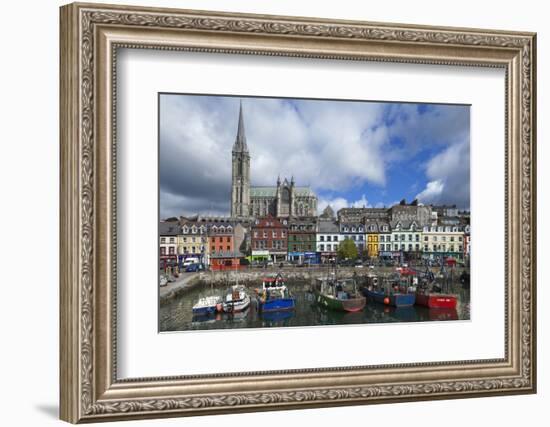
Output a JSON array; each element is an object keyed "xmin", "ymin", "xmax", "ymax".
[{"xmin": 183, "ymin": 257, "xmax": 199, "ymax": 267}]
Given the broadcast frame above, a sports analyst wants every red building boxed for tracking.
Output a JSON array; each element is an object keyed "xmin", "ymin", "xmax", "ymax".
[{"xmin": 251, "ymin": 216, "xmax": 288, "ymax": 262}]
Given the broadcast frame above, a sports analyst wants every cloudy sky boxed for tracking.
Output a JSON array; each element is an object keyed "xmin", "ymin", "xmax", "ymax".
[{"xmin": 159, "ymin": 94, "xmax": 470, "ymax": 219}]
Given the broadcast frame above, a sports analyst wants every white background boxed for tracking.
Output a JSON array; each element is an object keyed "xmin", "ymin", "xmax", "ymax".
[
  {"xmin": 0, "ymin": 0, "xmax": 546, "ymax": 426},
  {"xmin": 118, "ymin": 49, "xmax": 504, "ymax": 377}
]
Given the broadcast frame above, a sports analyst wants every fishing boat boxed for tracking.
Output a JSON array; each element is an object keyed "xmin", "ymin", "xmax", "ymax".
[
  {"xmin": 192, "ymin": 295, "xmax": 222, "ymax": 316},
  {"xmin": 222, "ymin": 285, "xmax": 251, "ymax": 313},
  {"xmin": 257, "ymin": 274, "xmax": 295, "ymax": 312},
  {"xmin": 415, "ymin": 287, "xmax": 458, "ymax": 309},
  {"xmin": 313, "ymin": 267, "xmax": 366, "ymax": 313},
  {"xmin": 361, "ymin": 274, "xmax": 415, "ymax": 308}
]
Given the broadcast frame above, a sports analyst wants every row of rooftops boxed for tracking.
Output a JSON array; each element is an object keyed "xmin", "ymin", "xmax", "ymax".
[{"xmin": 161, "ymin": 218, "xmax": 469, "ymax": 236}]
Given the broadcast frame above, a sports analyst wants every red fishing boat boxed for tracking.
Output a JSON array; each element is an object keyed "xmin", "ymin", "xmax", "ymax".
[{"xmin": 415, "ymin": 291, "xmax": 457, "ymax": 309}]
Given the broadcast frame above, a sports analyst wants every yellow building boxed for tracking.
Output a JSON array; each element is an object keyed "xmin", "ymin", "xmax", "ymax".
[
  {"xmin": 365, "ymin": 220, "xmax": 386, "ymax": 258},
  {"xmin": 179, "ymin": 222, "xmax": 209, "ymax": 264}
]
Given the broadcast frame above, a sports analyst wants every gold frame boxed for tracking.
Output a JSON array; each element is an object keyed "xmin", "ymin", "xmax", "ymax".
[{"xmin": 59, "ymin": 2, "xmax": 537, "ymax": 423}]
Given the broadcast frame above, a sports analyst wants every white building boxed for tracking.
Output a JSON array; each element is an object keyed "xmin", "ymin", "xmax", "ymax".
[{"xmin": 316, "ymin": 220, "xmax": 340, "ymax": 262}]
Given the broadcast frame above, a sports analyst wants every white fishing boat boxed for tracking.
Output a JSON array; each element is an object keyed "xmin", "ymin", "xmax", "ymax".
[
  {"xmin": 222, "ymin": 285, "xmax": 250, "ymax": 313},
  {"xmin": 192, "ymin": 295, "xmax": 222, "ymax": 316}
]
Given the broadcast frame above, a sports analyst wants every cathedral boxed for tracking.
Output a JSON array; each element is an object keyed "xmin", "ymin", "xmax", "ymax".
[{"xmin": 230, "ymin": 102, "xmax": 318, "ymax": 219}]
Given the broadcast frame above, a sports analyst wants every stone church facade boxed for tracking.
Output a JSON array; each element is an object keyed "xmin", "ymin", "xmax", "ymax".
[{"xmin": 230, "ymin": 102, "xmax": 317, "ymax": 219}]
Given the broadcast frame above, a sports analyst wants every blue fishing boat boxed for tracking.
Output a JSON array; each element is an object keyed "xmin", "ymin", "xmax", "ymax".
[
  {"xmin": 361, "ymin": 274, "xmax": 415, "ymax": 308},
  {"xmin": 257, "ymin": 274, "xmax": 296, "ymax": 312}
]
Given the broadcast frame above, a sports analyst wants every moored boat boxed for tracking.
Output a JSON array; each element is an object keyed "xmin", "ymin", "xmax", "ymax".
[
  {"xmin": 361, "ymin": 273, "xmax": 415, "ymax": 307},
  {"xmin": 192, "ymin": 295, "xmax": 222, "ymax": 316},
  {"xmin": 222, "ymin": 285, "xmax": 251, "ymax": 313},
  {"xmin": 313, "ymin": 276, "xmax": 366, "ymax": 313},
  {"xmin": 257, "ymin": 274, "xmax": 296, "ymax": 312},
  {"xmin": 415, "ymin": 291, "xmax": 457, "ymax": 309}
]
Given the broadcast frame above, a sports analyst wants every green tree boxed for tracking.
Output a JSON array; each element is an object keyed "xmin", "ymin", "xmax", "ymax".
[{"xmin": 337, "ymin": 238, "xmax": 358, "ymax": 260}]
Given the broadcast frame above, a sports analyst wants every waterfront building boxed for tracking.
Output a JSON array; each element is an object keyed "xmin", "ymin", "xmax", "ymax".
[
  {"xmin": 339, "ymin": 222, "xmax": 365, "ymax": 256},
  {"xmin": 390, "ymin": 220, "xmax": 422, "ymax": 262},
  {"xmin": 316, "ymin": 219, "xmax": 340, "ymax": 263},
  {"xmin": 421, "ymin": 225, "xmax": 465, "ymax": 261},
  {"xmin": 287, "ymin": 217, "xmax": 318, "ymax": 263},
  {"xmin": 365, "ymin": 220, "xmax": 380, "ymax": 259},
  {"xmin": 250, "ymin": 215, "xmax": 288, "ymax": 262},
  {"xmin": 376, "ymin": 221, "xmax": 394, "ymax": 260},
  {"xmin": 159, "ymin": 221, "xmax": 180, "ymax": 270},
  {"xmin": 230, "ymin": 102, "xmax": 318, "ymax": 219},
  {"xmin": 179, "ymin": 220, "xmax": 208, "ymax": 265}
]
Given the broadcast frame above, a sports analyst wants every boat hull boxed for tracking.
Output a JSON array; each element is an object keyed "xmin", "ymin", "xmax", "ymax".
[
  {"xmin": 416, "ymin": 293, "xmax": 457, "ymax": 309},
  {"xmin": 191, "ymin": 305, "xmax": 217, "ymax": 316},
  {"xmin": 314, "ymin": 291, "xmax": 366, "ymax": 312},
  {"xmin": 362, "ymin": 288, "xmax": 415, "ymax": 307},
  {"xmin": 223, "ymin": 296, "xmax": 250, "ymax": 313},
  {"xmin": 259, "ymin": 298, "xmax": 296, "ymax": 312}
]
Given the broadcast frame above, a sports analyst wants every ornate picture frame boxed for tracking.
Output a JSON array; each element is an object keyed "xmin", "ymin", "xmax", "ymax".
[{"xmin": 60, "ymin": 2, "xmax": 536, "ymax": 423}]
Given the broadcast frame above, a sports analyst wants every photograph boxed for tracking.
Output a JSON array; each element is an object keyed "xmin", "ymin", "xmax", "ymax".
[{"xmin": 158, "ymin": 94, "xmax": 471, "ymax": 332}]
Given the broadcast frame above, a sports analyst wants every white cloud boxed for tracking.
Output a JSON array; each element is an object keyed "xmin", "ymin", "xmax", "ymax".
[
  {"xmin": 317, "ymin": 194, "xmax": 372, "ymax": 215},
  {"xmin": 415, "ymin": 139, "xmax": 470, "ymax": 208}
]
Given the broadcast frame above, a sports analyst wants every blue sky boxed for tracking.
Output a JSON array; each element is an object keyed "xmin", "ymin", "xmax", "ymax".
[{"xmin": 159, "ymin": 94, "xmax": 470, "ymax": 218}]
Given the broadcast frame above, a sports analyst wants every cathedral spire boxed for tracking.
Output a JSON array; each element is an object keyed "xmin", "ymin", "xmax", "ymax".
[{"xmin": 233, "ymin": 100, "xmax": 248, "ymax": 153}]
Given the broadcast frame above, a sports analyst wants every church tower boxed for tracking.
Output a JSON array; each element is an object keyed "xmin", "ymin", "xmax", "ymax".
[{"xmin": 231, "ymin": 101, "xmax": 251, "ymax": 218}]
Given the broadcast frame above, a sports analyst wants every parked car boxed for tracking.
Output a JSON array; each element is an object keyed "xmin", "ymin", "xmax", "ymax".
[
  {"xmin": 185, "ymin": 263, "xmax": 205, "ymax": 272},
  {"xmin": 182, "ymin": 257, "xmax": 200, "ymax": 267}
]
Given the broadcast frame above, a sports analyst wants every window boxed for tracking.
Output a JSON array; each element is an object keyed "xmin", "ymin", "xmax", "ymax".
[
  {"xmin": 408, "ymin": 234, "xmax": 412, "ymax": 241},
  {"xmin": 320, "ymin": 235, "xmax": 325, "ymax": 242},
  {"xmin": 191, "ymin": 246, "xmax": 196, "ymax": 253},
  {"xmin": 433, "ymin": 245, "xmax": 437, "ymax": 251},
  {"xmin": 408, "ymin": 244, "xmax": 412, "ymax": 251},
  {"xmin": 227, "ymin": 246, "xmax": 231, "ymax": 251},
  {"xmin": 394, "ymin": 235, "xmax": 398, "ymax": 241},
  {"xmin": 459, "ymin": 245, "xmax": 463, "ymax": 252},
  {"xmin": 415, "ymin": 244, "xmax": 420, "ymax": 251},
  {"xmin": 450, "ymin": 236, "xmax": 455, "ymax": 242},
  {"xmin": 358, "ymin": 235, "xmax": 363, "ymax": 241},
  {"xmin": 320, "ymin": 244, "xmax": 325, "ymax": 251},
  {"xmin": 442, "ymin": 236, "xmax": 446, "ymax": 242},
  {"xmin": 160, "ymin": 247, "xmax": 166, "ymax": 255},
  {"xmin": 459, "ymin": 236, "xmax": 463, "ymax": 242},
  {"xmin": 415, "ymin": 234, "xmax": 419, "ymax": 242},
  {"xmin": 226, "ymin": 236, "xmax": 230, "ymax": 242},
  {"xmin": 282, "ymin": 231, "xmax": 286, "ymax": 238},
  {"xmin": 218, "ymin": 237, "xmax": 223, "ymax": 243},
  {"xmin": 272, "ymin": 231, "xmax": 277, "ymax": 238},
  {"xmin": 263, "ymin": 231, "xmax": 267, "ymax": 238},
  {"xmin": 433, "ymin": 236, "xmax": 438, "ymax": 242},
  {"xmin": 334, "ymin": 236, "xmax": 338, "ymax": 241},
  {"xmin": 424, "ymin": 245, "xmax": 429, "ymax": 252},
  {"xmin": 401, "ymin": 234, "xmax": 405, "ymax": 241},
  {"xmin": 211, "ymin": 246, "xmax": 215, "ymax": 252},
  {"xmin": 352, "ymin": 235, "xmax": 356, "ymax": 241},
  {"xmin": 327, "ymin": 244, "xmax": 331, "ymax": 251},
  {"xmin": 253, "ymin": 231, "xmax": 258, "ymax": 238},
  {"xmin": 334, "ymin": 244, "xmax": 338, "ymax": 250},
  {"xmin": 424, "ymin": 236, "xmax": 428, "ymax": 242}
]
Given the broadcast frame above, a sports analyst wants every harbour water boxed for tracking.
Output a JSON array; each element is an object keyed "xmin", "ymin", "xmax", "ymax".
[{"xmin": 159, "ymin": 278, "xmax": 470, "ymax": 332}]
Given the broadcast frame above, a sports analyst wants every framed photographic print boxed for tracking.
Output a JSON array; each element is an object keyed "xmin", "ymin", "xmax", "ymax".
[{"xmin": 60, "ymin": 2, "xmax": 537, "ymax": 423}]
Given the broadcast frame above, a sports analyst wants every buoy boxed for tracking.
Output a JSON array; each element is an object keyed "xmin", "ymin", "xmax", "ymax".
[{"xmin": 383, "ymin": 297, "xmax": 390, "ymax": 305}]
